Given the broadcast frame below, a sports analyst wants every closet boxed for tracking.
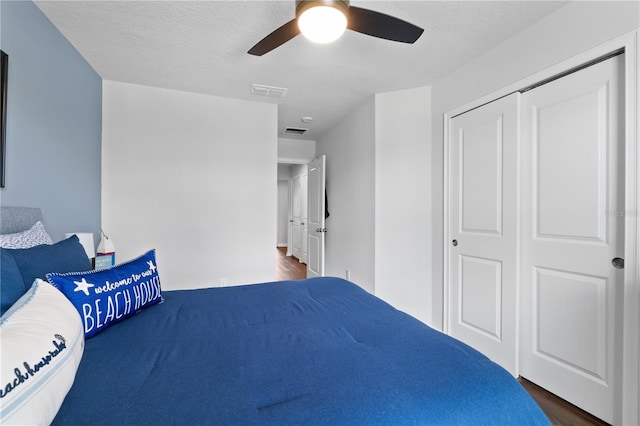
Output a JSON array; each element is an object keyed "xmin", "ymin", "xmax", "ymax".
[{"xmin": 446, "ymin": 54, "xmax": 624, "ymax": 424}]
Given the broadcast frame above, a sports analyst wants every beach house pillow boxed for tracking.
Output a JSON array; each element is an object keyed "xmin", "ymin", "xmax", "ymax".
[
  {"xmin": 0, "ymin": 279, "xmax": 84, "ymax": 425},
  {"xmin": 7, "ymin": 235, "xmax": 92, "ymax": 290},
  {"xmin": 47, "ymin": 249, "xmax": 162, "ymax": 338},
  {"xmin": 0, "ymin": 221, "xmax": 54, "ymax": 249}
]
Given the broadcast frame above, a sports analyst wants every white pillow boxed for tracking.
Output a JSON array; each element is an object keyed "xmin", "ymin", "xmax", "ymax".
[
  {"xmin": 0, "ymin": 279, "xmax": 84, "ymax": 425},
  {"xmin": 0, "ymin": 221, "xmax": 54, "ymax": 249}
]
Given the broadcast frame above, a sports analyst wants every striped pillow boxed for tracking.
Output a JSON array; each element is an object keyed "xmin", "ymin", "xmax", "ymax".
[{"xmin": 0, "ymin": 279, "xmax": 84, "ymax": 425}]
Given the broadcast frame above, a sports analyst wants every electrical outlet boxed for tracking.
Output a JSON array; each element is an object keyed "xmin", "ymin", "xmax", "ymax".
[{"xmin": 345, "ymin": 269, "xmax": 350, "ymax": 280}]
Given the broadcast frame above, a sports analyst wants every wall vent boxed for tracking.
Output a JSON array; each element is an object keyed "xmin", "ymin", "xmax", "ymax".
[
  {"xmin": 282, "ymin": 127, "xmax": 308, "ymax": 135},
  {"xmin": 251, "ymin": 84, "xmax": 288, "ymax": 98}
]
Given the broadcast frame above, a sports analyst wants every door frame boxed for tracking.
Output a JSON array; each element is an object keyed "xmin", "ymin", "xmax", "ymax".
[{"xmin": 443, "ymin": 31, "xmax": 638, "ymax": 425}]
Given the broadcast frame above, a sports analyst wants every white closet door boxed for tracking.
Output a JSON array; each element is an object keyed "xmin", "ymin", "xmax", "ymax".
[
  {"xmin": 520, "ymin": 55, "xmax": 624, "ymax": 424},
  {"xmin": 448, "ymin": 93, "xmax": 519, "ymax": 375}
]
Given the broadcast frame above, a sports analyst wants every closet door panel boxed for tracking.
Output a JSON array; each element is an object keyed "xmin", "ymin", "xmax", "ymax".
[
  {"xmin": 520, "ymin": 55, "xmax": 624, "ymax": 424},
  {"xmin": 535, "ymin": 88, "xmax": 606, "ymax": 241},
  {"xmin": 448, "ymin": 92, "xmax": 519, "ymax": 375},
  {"xmin": 460, "ymin": 120, "xmax": 502, "ymax": 235}
]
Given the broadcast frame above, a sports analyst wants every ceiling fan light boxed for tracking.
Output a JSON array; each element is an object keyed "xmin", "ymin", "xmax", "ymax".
[{"xmin": 298, "ymin": 5, "xmax": 347, "ymax": 44}]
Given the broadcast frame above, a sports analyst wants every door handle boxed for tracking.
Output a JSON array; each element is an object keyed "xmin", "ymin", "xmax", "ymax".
[
  {"xmin": 612, "ymin": 258, "xmax": 624, "ymax": 269},
  {"xmin": 452, "ymin": 239, "xmax": 458, "ymax": 247}
]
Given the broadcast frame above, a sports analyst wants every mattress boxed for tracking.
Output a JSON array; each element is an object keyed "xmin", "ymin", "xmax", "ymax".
[{"xmin": 53, "ymin": 277, "xmax": 549, "ymax": 425}]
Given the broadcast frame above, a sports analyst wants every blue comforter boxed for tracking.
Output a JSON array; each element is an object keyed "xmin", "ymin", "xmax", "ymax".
[{"xmin": 54, "ymin": 277, "xmax": 549, "ymax": 425}]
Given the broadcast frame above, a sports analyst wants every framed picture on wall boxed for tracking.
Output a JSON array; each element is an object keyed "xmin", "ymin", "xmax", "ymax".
[{"xmin": 0, "ymin": 50, "xmax": 7, "ymax": 188}]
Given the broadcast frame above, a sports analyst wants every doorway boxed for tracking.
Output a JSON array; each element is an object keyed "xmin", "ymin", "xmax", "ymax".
[
  {"xmin": 285, "ymin": 164, "xmax": 308, "ymax": 265},
  {"xmin": 276, "ymin": 163, "xmax": 308, "ymax": 279},
  {"xmin": 276, "ymin": 246, "xmax": 307, "ymax": 281}
]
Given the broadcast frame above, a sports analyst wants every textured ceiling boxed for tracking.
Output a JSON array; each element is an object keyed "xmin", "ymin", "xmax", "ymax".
[{"xmin": 34, "ymin": 0, "xmax": 568, "ymax": 142}]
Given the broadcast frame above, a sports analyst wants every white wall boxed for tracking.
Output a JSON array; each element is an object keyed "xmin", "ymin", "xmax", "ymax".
[
  {"xmin": 102, "ymin": 80, "xmax": 278, "ymax": 289},
  {"xmin": 375, "ymin": 86, "xmax": 432, "ymax": 325},
  {"xmin": 277, "ymin": 164, "xmax": 292, "ymax": 248},
  {"xmin": 277, "ymin": 164, "xmax": 292, "ymax": 180},
  {"xmin": 317, "ymin": 99, "xmax": 376, "ymax": 293},
  {"xmin": 278, "ymin": 138, "xmax": 316, "ymax": 163},
  {"xmin": 290, "ymin": 164, "xmax": 307, "ymax": 179},
  {"xmin": 429, "ymin": 0, "xmax": 640, "ymax": 330},
  {"xmin": 277, "ymin": 180, "xmax": 289, "ymax": 247}
]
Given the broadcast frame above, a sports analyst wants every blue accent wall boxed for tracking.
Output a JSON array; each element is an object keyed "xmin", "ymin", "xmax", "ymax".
[{"xmin": 0, "ymin": 1, "xmax": 102, "ymax": 243}]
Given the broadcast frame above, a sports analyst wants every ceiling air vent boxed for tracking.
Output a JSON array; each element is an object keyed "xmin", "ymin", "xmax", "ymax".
[
  {"xmin": 282, "ymin": 127, "xmax": 309, "ymax": 136},
  {"xmin": 251, "ymin": 84, "xmax": 288, "ymax": 98}
]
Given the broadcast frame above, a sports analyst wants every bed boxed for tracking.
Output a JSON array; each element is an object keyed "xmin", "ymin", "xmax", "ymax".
[{"xmin": 0, "ymin": 207, "xmax": 550, "ymax": 425}]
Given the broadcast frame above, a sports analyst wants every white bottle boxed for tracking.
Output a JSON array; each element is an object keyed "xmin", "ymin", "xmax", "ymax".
[{"xmin": 95, "ymin": 230, "xmax": 116, "ymax": 269}]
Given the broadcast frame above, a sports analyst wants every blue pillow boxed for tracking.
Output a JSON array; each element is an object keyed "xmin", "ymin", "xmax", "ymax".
[
  {"xmin": 47, "ymin": 249, "xmax": 162, "ymax": 338},
  {"xmin": 6, "ymin": 235, "xmax": 92, "ymax": 290},
  {"xmin": 0, "ymin": 249, "xmax": 27, "ymax": 315}
]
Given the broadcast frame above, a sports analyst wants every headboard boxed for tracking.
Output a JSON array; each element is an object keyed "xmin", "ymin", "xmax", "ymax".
[{"xmin": 0, "ymin": 206, "xmax": 43, "ymax": 234}]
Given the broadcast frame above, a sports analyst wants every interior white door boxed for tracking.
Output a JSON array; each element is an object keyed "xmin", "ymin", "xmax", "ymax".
[
  {"xmin": 520, "ymin": 55, "xmax": 624, "ymax": 424},
  {"xmin": 448, "ymin": 93, "xmax": 519, "ymax": 375},
  {"xmin": 307, "ymin": 155, "xmax": 326, "ymax": 278},
  {"xmin": 300, "ymin": 173, "xmax": 309, "ymax": 264},
  {"xmin": 291, "ymin": 175, "xmax": 302, "ymax": 259}
]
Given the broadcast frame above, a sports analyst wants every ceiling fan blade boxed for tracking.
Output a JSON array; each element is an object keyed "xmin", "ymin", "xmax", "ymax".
[
  {"xmin": 347, "ymin": 6, "xmax": 423, "ymax": 44},
  {"xmin": 248, "ymin": 19, "xmax": 300, "ymax": 56}
]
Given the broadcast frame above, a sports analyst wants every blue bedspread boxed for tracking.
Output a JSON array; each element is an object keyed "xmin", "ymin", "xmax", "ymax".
[{"xmin": 53, "ymin": 277, "xmax": 549, "ymax": 425}]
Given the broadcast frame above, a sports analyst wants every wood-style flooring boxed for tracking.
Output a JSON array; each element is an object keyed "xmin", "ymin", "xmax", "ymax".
[
  {"xmin": 276, "ymin": 246, "xmax": 306, "ymax": 281},
  {"xmin": 275, "ymin": 246, "xmax": 609, "ymax": 425},
  {"xmin": 519, "ymin": 378, "xmax": 608, "ymax": 426}
]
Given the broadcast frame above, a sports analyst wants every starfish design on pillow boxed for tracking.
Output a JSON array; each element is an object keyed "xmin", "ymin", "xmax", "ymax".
[
  {"xmin": 73, "ymin": 278, "xmax": 94, "ymax": 296},
  {"xmin": 147, "ymin": 260, "xmax": 157, "ymax": 273}
]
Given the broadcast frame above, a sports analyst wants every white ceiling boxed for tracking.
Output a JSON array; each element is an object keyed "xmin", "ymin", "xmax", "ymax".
[{"xmin": 34, "ymin": 0, "xmax": 568, "ymax": 142}]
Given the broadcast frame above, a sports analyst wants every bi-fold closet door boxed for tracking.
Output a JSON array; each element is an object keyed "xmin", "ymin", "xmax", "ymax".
[{"xmin": 448, "ymin": 54, "xmax": 624, "ymax": 424}]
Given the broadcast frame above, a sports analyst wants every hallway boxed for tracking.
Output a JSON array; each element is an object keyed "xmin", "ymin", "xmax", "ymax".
[{"xmin": 275, "ymin": 247, "xmax": 306, "ymax": 281}]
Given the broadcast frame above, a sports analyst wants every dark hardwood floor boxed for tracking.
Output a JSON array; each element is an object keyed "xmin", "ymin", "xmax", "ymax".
[
  {"xmin": 275, "ymin": 247, "xmax": 608, "ymax": 425},
  {"xmin": 276, "ymin": 246, "xmax": 306, "ymax": 281},
  {"xmin": 518, "ymin": 378, "xmax": 608, "ymax": 426}
]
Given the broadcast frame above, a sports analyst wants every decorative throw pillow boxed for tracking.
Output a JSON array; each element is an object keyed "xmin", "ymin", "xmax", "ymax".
[
  {"xmin": 0, "ymin": 221, "xmax": 54, "ymax": 249},
  {"xmin": 0, "ymin": 279, "xmax": 84, "ymax": 425},
  {"xmin": 6, "ymin": 235, "xmax": 92, "ymax": 290},
  {"xmin": 47, "ymin": 249, "xmax": 162, "ymax": 338},
  {"xmin": 0, "ymin": 250, "xmax": 26, "ymax": 315}
]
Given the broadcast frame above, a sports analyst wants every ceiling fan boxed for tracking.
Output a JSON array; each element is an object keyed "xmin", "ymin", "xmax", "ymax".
[{"xmin": 248, "ymin": 0, "xmax": 424, "ymax": 56}]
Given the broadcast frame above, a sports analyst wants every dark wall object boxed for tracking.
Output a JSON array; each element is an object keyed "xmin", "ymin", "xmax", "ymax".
[{"xmin": 0, "ymin": 50, "xmax": 7, "ymax": 188}]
